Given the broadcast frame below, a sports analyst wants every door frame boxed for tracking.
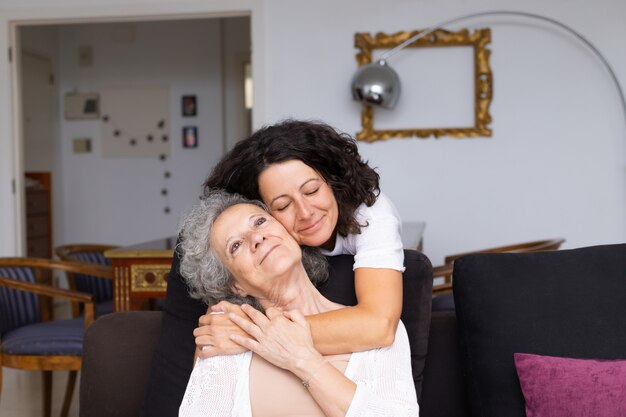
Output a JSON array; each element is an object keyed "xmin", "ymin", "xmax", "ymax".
[{"xmin": 3, "ymin": 1, "xmax": 265, "ymax": 256}]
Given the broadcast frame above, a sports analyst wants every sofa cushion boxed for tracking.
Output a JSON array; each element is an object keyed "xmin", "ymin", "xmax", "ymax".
[
  {"xmin": 453, "ymin": 243, "xmax": 626, "ymax": 417},
  {"xmin": 420, "ymin": 311, "xmax": 469, "ymax": 417},
  {"xmin": 514, "ymin": 352, "xmax": 626, "ymax": 417}
]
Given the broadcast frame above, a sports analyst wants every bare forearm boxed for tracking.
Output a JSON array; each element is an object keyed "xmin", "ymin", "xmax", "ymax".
[
  {"xmin": 308, "ymin": 305, "xmax": 398, "ymax": 354},
  {"xmin": 309, "ymin": 268, "xmax": 403, "ymax": 355},
  {"xmin": 292, "ymin": 358, "xmax": 356, "ymax": 417}
]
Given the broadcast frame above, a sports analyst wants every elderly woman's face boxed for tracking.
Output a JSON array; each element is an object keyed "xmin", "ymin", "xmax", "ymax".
[{"xmin": 210, "ymin": 203, "xmax": 302, "ymax": 299}]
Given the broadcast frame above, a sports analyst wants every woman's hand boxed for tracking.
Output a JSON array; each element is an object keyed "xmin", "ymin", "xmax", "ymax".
[
  {"xmin": 194, "ymin": 301, "xmax": 252, "ymax": 358},
  {"xmin": 229, "ymin": 304, "xmax": 324, "ymax": 373}
]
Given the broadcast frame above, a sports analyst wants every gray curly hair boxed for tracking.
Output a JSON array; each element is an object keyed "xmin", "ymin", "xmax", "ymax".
[{"xmin": 178, "ymin": 189, "xmax": 328, "ymax": 310}]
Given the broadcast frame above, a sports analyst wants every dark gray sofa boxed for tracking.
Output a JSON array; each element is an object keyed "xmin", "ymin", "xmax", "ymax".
[
  {"xmin": 421, "ymin": 243, "xmax": 626, "ymax": 417},
  {"xmin": 80, "ymin": 243, "xmax": 626, "ymax": 417},
  {"xmin": 80, "ymin": 249, "xmax": 434, "ymax": 417}
]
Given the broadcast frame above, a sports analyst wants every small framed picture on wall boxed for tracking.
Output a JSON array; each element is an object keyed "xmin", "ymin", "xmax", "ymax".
[
  {"xmin": 182, "ymin": 95, "xmax": 197, "ymax": 117},
  {"xmin": 183, "ymin": 126, "xmax": 198, "ymax": 148}
]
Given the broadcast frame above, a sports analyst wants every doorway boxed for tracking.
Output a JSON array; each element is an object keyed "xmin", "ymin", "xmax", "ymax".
[{"xmin": 16, "ymin": 16, "xmax": 252, "ymax": 255}]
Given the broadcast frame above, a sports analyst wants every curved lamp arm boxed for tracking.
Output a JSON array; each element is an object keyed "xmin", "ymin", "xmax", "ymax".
[{"xmin": 352, "ymin": 10, "xmax": 626, "ymax": 126}]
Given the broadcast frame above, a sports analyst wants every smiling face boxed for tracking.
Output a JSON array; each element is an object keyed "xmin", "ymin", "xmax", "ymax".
[
  {"xmin": 257, "ymin": 160, "xmax": 339, "ymax": 250},
  {"xmin": 210, "ymin": 203, "xmax": 303, "ymax": 301}
]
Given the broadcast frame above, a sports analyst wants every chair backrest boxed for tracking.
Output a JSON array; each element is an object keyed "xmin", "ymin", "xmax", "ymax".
[
  {"xmin": 0, "ymin": 266, "xmax": 41, "ymax": 336},
  {"xmin": 444, "ymin": 238, "xmax": 565, "ymax": 264},
  {"xmin": 0, "ymin": 258, "xmax": 110, "ymax": 336},
  {"xmin": 434, "ymin": 238, "xmax": 566, "ymax": 289},
  {"xmin": 55, "ymin": 244, "xmax": 117, "ymax": 302}
]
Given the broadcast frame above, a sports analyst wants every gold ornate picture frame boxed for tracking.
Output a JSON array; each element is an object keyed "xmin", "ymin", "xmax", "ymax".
[{"xmin": 354, "ymin": 28, "xmax": 493, "ymax": 141}]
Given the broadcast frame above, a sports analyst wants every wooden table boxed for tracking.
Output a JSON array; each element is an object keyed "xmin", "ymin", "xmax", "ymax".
[{"xmin": 104, "ymin": 237, "xmax": 175, "ymax": 311}]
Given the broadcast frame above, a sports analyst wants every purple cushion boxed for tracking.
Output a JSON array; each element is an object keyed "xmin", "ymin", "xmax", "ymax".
[{"xmin": 514, "ymin": 353, "xmax": 626, "ymax": 417}]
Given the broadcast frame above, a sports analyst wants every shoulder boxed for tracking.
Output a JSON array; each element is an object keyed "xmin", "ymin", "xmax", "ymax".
[
  {"xmin": 350, "ymin": 193, "xmax": 405, "ymax": 270},
  {"xmin": 354, "ymin": 193, "xmax": 402, "ymax": 239},
  {"xmin": 356, "ymin": 192, "xmax": 399, "ymax": 220}
]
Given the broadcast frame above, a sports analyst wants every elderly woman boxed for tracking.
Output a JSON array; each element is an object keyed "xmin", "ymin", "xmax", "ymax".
[{"xmin": 178, "ymin": 190, "xmax": 418, "ymax": 417}]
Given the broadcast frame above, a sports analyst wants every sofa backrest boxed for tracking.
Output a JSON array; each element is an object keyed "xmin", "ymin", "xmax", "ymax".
[{"xmin": 80, "ymin": 311, "xmax": 163, "ymax": 417}]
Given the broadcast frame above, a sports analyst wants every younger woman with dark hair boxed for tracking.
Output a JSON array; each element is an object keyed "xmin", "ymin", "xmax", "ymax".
[
  {"xmin": 204, "ymin": 120, "xmax": 380, "ymax": 238},
  {"xmin": 194, "ymin": 119, "xmax": 405, "ymax": 357}
]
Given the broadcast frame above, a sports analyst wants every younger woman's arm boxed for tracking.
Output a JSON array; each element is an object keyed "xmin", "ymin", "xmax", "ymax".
[
  {"xmin": 308, "ymin": 267, "xmax": 403, "ymax": 354},
  {"xmin": 195, "ymin": 267, "xmax": 402, "ymax": 358}
]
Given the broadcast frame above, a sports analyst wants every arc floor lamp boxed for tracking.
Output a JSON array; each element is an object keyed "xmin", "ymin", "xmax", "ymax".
[{"xmin": 350, "ymin": 10, "xmax": 626, "ymax": 129}]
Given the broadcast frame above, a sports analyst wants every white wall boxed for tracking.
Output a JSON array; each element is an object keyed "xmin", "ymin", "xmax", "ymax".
[
  {"xmin": 262, "ymin": 0, "xmax": 626, "ymax": 264},
  {"xmin": 0, "ymin": 0, "xmax": 624, "ymax": 265},
  {"xmin": 54, "ymin": 19, "xmax": 226, "ymax": 245}
]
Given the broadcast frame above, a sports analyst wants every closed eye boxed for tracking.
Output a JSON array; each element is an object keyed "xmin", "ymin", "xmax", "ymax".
[
  {"xmin": 305, "ymin": 187, "xmax": 320, "ymax": 196},
  {"xmin": 275, "ymin": 202, "xmax": 291, "ymax": 212}
]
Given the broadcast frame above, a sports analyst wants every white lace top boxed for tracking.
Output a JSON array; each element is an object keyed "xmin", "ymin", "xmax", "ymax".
[{"xmin": 179, "ymin": 321, "xmax": 419, "ymax": 416}]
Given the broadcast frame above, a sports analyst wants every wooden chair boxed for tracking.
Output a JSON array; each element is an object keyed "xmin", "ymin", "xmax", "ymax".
[
  {"xmin": 432, "ymin": 238, "xmax": 565, "ymax": 296},
  {"xmin": 54, "ymin": 244, "xmax": 118, "ymax": 317},
  {"xmin": 0, "ymin": 258, "xmax": 112, "ymax": 417}
]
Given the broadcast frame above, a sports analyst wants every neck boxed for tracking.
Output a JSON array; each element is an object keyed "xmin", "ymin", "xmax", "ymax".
[{"xmin": 257, "ymin": 264, "xmax": 341, "ymax": 315}]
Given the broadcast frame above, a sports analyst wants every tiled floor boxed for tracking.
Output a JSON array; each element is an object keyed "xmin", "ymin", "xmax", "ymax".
[{"xmin": 0, "ymin": 301, "xmax": 80, "ymax": 417}]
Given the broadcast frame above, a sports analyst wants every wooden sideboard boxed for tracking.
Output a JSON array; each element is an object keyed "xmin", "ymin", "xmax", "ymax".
[
  {"xmin": 25, "ymin": 172, "xmax": 52, "ymax": 258},
  {"xmin": 104, "ymin": 237, "xmax": 175, "ymax": 311}
]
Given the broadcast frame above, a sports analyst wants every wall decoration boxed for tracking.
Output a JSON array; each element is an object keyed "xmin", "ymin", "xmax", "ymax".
[
  {"xmin": 353, "ymin": 28, "xmax": 492, "ymax": 141},
  {"xmin": 182, "ymin": 95, "xmax": 197, "ymax": 117},
  {"xmin": 182, "ymin": 126, "xmax": 198, "ymax": 148},
  {"xmin": 64, "ymin": 92, "xmax": 100, "ymax": 120},
  {"xmin": 100, "ymin": 87, "xmax": 169, "ymax": 158},
  {"xmin": 72, "ymin": 138, "xmax": 92, "ymax": 153},
  {"xmin": 159, "ymin": 153, "xmax": 171, "ymax": 214},
  {"xmin": 99, "ymin": 87, "xmax": 172, "ymax": 215}
]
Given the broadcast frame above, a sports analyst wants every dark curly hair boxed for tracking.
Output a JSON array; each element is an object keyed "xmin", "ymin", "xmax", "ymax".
[{"xmin": 203, "ymin": 120, "xmax": 380, "ymax": 237}]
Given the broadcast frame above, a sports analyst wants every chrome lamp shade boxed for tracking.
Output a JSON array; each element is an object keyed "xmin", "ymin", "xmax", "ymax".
[{"xmin": 350, "ymin": 59, "xmax": 401, "ymax": 109}]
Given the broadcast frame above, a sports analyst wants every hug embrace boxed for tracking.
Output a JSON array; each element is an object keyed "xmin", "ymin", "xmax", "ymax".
[{"xmin": 144, "ymin": 120, "xmax": 419, "ymax": 416}]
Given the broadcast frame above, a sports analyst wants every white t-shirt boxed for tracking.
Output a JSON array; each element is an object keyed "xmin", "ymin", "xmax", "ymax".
[
  {"xmin": 320, "ymin": 193, "xmax": 405, "ymax": 272},
  {"xmin": 179, "ymin": 322, "xmax": 419, "ymax": 417}
]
